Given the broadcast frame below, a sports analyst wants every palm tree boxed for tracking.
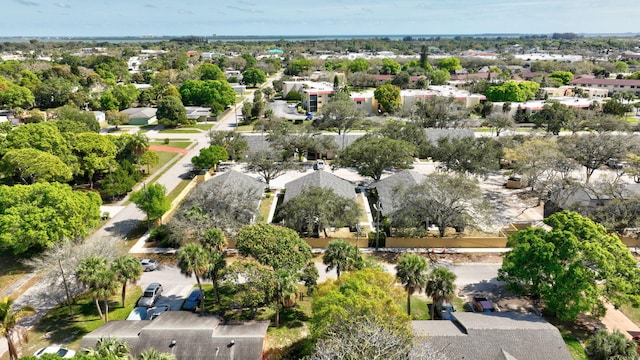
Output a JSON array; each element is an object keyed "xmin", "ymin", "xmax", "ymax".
[
  {"xmin": 129, "ymin": 132, "xmax": 150, "ymax": 163},
  {"xmin": 204, "ymin": 251, "xmax": 226, "ymax": 304},
  {"xmin": 586, "ymin": 329, "xmax": 639, "ymax": 360},
  {"xmin": 395, "ymin": 253, "xmax": 429, "ymax": 316},
  {"xmin": 177, "ymin": 243, "xmax": 210, "ymax": 311},
  {"xmin": 138, "ymin": 348, "xmax": 175, "ymax": 360},
  {"xmin": 86, "ymin": 337, "xmax": 130, "ymax": 360},
  {"xmin": 77, "ymin": 256, "xmax": 119, "ymax": 321},
  {"xmin": 425, "ymin": 267, "xmax": 457, "ymax": 320},
  {"xmin": 201, "ymin": 228, "xmax": 227, "ymax": 253},
  {"xmin": 0, "ymin": 297, "xmax": 35, "ymax": 360},
  {"xmin": 112, "ymin": 255, "xmax": 143, "ymax": 308},
  {"xmin": 76, "ymin": 256, "xmax": 109, "ymax": 319},
  {"xmin": 323, "ymin": 239, "xmax": 358, "ymax": 278},
  {"xmin": 273, "ymin": 269, "xmax": 298, "ymax": 328}
]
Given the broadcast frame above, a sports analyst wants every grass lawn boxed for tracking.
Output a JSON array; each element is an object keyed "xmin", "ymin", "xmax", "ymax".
[
  {"xmin": 21, "ymin": 286, "xmax": 143, "ymax": 355},
  {"xmin": 563, "ymin": 333, "xmax": 587, "ymax": 360},
  {"xmin": 0, "ymin": 253, "xmax": 31, "ymax": 295},
  {"xmin": 147, "ymin": 151, "xmax": 178, "ymax": 174},
  {"xmin": 187, "ymin": 123, "xmax": 215, "ymax": 131},
  {"xmin": 399, "ymin": 296, "xmax": 431, "ymax": 320},
  {"xmin": 257, "ymin": 194, "xmax": 275, "ymax": 223},
  {"xmin": 166, "ymin": 179, "xmax": 193, "ymax": 203},
  {"xmin": 157, "ymin": 129, "xmax": 202, "ymax": 134},
  {"xmin": 619, "ymin": 303, "xmax": 640, "ymax": 327},
  {"xmin": 356, "ymin": 194, "xmax": 369, "ymax": 223},
  {"xmin": 149, "ymin": 140, "xmax": 192, "ymax": 149}
]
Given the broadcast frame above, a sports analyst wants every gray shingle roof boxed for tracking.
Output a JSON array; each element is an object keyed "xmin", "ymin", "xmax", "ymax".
[
  {"xmin": 412, "ymin": 312, "xmax": 572, "ymax": 360},
  {"xmin": 284, "ymin": 170, "xmax": 355, "ymax": 203},
  {"xmin": 202, "ymin": 170, "xmax": 265, "ymax": 196},
  {"xmin": 81, "ymin": 312, "xmax": 269, "ymax": 360},
  {"xmin": 371, "ymin": 170, "xmax": 426, "ymax": 216}
]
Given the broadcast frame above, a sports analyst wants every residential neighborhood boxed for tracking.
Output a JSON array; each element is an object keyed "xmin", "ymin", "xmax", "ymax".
[{"xmin": 2, "ymin": 29, "xmax": 640, "ymax": 360}]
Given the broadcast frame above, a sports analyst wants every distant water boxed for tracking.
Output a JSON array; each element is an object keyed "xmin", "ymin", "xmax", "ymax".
[
  {"xmin": 0, "ymin": 34, "xmax": 542, "ymax": 43},
  {"xmin": 0, "ymin": 33, "xmax": 637, "ymax": 43}
]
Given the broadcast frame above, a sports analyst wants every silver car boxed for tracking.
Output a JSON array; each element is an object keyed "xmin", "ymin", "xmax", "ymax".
[
  {"xmin": 138, "ymin": 283, "xmax": 163, "ymax": 308},
  {"xmin": 140, "ymin": 258, "xmax": 158, "ymax": 272}
]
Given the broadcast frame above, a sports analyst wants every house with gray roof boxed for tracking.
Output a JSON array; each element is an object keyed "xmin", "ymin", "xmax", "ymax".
[
  {"xmin": 122, "ymin": 107, "xmax": 157, "ymax": 125},
  {"xmin": 412, "ymin": 312, "xmax": 572, "ymax": 360},
  {"xmin": 371, "ymin": 170, "xmax": 425, "ymax": 217},
  {"xmin": 544, "ymin": 183, "xmax": 640, "ymax": 218},
  {"xmin": 80, "ymin": 312, "xmax": 269, "ymax": 360},
  {"xmin": 283, "ymin": 170, "xmax": 355, "ymax": 203}
]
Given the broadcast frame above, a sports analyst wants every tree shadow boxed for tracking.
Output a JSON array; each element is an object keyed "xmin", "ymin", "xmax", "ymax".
[{"xmin": 104, "ymin": 219, "xmax": 143, "ymax": 238}]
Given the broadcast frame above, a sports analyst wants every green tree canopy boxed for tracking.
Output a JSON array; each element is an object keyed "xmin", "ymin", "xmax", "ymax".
[
  {"xmin": 0, "ymin": 182, "xmax": 102, "ymax": 254},
  {"xmin": 130, "ymin": 183, "xmax": 171, "ymax": 223},
  {"xmin": 549, "ymin": 70, "xmax": 574, "ymax": 85},
  {"xmin": 1, "ymin": 148, "xmax": 73, "ymax": 184},
  {"xmin": 349, "ymin": 58, "xmax": 370, "ymax": 73},
  {"xmin": 199, "ymin": 63, "xmax": 226, "ymax": 81},
  {"xmin": 191, "ymin": 145, "xmax": 229, "ymax": 170},
  {"xmin": 486, "ymin": 81, "xmax": 540, "ymax": 102},
  {"xmin": 336, "ymin": 135, "xmax": 416, "ymax": 181},
  {"xmin": 0, "ymin": 77, "xmax": 34, "ymax": 109},
  {"xmin": 242, "ymin": 68, "xmax": 267, "ymax": 87},
  {"xmin": 70, "ymin": 132, "xmax": 117, "ymax": 188},
  {"xmin": 498, "ymin": 211, "xmax": 640, "ymax": 321},
  {"xmin": 436, "ymin": 57, "xmax": 462, "ymax": 73},
  {"xmin": 374, "ymin": 84, "xmax": 401, "ymax": 113},
  {"xmin": 311, "ymin": 268, "xmax": 410, "ymax": 338},
  {"xmin": 235, "ymin": 224, "xmax": 313, "ymax": 272},
  {"xmin": 280, "ymin": 186, "xmax": 361, "ymax": 238},
  {"xmin": 430, "ymin": 136, "xmax": 503, "ymax": 176},
  {"xmin": 157, "ymin": 95, "xmax": 189, "ymax": 127}
]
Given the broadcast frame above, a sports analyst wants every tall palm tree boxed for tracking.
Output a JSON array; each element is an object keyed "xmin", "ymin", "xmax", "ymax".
[
  {"xmin": 425, "ymin": 267, "xmax": 457, "ymax": 320},
  {"xmin": 273, "ymin": 269, "xmax": 298, "ymax": 328},
  {"xmin": 112, "ymin": 255, "xmax": 143, "ymax": 307},
  {"xmin": 586, "ymin": 329, "xmax": 639, "ymax": 360},
  {"xmin": 0, "ymin": 297, "xmax": 35, "ymax": 360},
  {"xmin": 395, "ymin": 253, "xmax": 429, "ymax": 316},
  {"xmin": 76, "ymin": 256, "xmax": 109, "ymax": 319},
  {"xmin": 204, "ymin": 251, "xmax": 226, "ymax": 304},
  {"xmin": 177, "ymin": 243, "xmax": 210, "ymax": 310},
  {"xmin": 323, "ymin": 239, "xmax": 358, "ymax": 278},
  {"xmin": 94, "ymin": 268, "xmax": 119, "ymax": 322},
  {"xmin": 138, "ymin": 348, "xmax": 176, "ymax": 360}
]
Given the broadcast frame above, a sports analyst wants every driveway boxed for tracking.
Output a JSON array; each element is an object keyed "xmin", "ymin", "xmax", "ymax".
[{"xmin": 138, "ymin": 265, "xmax": 198, "ymax": 311}]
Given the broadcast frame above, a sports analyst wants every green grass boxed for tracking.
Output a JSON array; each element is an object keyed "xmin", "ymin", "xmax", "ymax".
[
  {"xmin": 563, "ymin": 334, "xmax": 587, "ymax": 360},
  {"xmin": 166, "ymin": 179, "xmax": 193, "ymax": 203},
  {"xmin": 147, "ymin": 151, "xmax": 178, "ymax": 174},
  {"xmin": 619, "ymin": 303, "xmax": 640, "ymax": 326},
  {"xmin": 399, "ymin": 296, "xmax": 431, "ymax": 320},
  {"xmin": 257, "ymin": 194, "xmax": 275, "ymax": 223},
  {"xmin": 157, "ymin": 129, "xmax": 202, "ymax": 134},
  {"xmin": 187, "ymin": 123, "xmax": 215, "ymax": 131},
  {"xmin": 23, "ymin": 286, "xmax": 143, "ymax": 354},
  {"xmin": 150, "ymin": 141, "xmax": 192, "ymax": 149}
]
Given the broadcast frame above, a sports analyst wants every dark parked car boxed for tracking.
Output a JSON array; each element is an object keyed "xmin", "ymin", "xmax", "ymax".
[{"xmin": 183, "ymin": 289, "xmax": 203, "ymax": 311}]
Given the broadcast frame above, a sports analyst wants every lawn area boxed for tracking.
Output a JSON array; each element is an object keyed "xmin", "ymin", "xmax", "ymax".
[
  {"xmin": 146, "ymin": 151, "xmax": 178, "ymax": 175},
  {"xmin": 257, "ymin": 194, "xmax": 275, "ymax": 223},
  {"xmin": 166, "ymin": 179, "xmax": 193, "ymax": 203},
  {"xmin": 619, "ymin": 303, "xmax": 640, "ymax": 327},
  {"xmin": 0, "ymin": 253, "xmax": 31, "ymax": 295},
  {"xmin": 187, "ymin": 123, "xmax": 215, "ymax": 131},
  {"xmin": 563, "ymin": 333, "xmax": 587, "ymax": 360},
  {"xmin": 20, "ymin": 286, "xmax": 143, "ymax": 356},
  {"xmin": 157, "ymin": 129, "xmax": 202, "ymax": 134},
  {"xmin": 149, "ymin": 140, "xmax": 192, "ymax": 149},
  {"xmin": 399, "ymin": 296, "xmax": 431, "ymax": 320},
  {"xmin": 356, "ymin": 194, "xmax": 369, "ymax": 223}
]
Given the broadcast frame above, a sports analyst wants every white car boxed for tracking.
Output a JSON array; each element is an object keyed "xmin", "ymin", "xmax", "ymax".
[
  {"xmin": 140, "ymin": 258, "xmax": 158, "ymax": 272},
  {"xmin": 34, "ymin": 346, "xmax": 76, "ymax": 358}
]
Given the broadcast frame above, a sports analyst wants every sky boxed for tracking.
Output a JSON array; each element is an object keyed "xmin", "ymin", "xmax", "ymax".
[{"xmin": 1, "ymin": 0, "xmax": 639, "ymax": 37}]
